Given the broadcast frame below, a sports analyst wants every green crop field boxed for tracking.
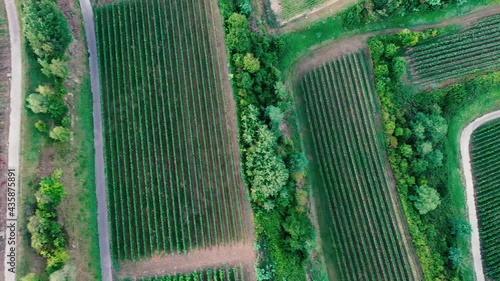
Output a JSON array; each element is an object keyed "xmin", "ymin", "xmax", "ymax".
[
  {"xmin": 406, "ymin": 14, "xmax": 500, "ymax": 88},
  {"xmin": 298, "ymin": 51, "xmax": 420, "ymax": 280},
  {"xmin": 134, "ymin": 266, "xmax": 245, "ymax": 281},
  {"xmin": 95, "ymin": 0, "xmax": 246, "ymax": 261},
  {"xmin": 277, "ymin": 0, "xmax": 329, "ymax": 21},
  {"xmin": 471, "ymin": 119, "xmax": 500, "ymax": 280}
]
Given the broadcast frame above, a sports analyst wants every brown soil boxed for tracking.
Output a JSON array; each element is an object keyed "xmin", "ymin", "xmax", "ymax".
[{"xmin": 117, "ymin": 241, "xmax": 255, "ymax": 280}]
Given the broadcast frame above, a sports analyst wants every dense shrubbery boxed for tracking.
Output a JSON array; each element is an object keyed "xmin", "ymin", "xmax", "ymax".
[
  {"xmin": 26, "ymin": 170, "xmax": 68, "ymax": 275},
  {"xmin": 369, "ymin": 29, "xmax": 499, "ymax": 280},
  {"xmin": 22, "ymin": 0, "xmax": 72, "ymax": 142},
  {"xmin": 219, "ymin": 0, "xmax": 315, "ymax": 279},
  {"xmin": 341, "ymin": 0, "xmax": 473, "ymax": 29}
]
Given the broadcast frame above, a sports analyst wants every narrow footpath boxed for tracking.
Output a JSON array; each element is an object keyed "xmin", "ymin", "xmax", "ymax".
[
  {"xmin": 78, "ymin": 1, "xmax": 112, "ymax": 280},
  {"xmin": 460, "ymin": 110, "xmax": 500, "ymax": 281},
  {"xmin": 3, "ymin": 0, "xmax": 21, "ymax": 280}
]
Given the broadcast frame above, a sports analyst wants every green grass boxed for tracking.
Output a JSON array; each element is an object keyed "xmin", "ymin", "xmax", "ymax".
[
  {"xmin": 278, "ymin": 0, "xmax": 500, "ymax": 73},
  {"xmin": 17, "ymin": 0, "xmax": 101, "ymax": 278}
]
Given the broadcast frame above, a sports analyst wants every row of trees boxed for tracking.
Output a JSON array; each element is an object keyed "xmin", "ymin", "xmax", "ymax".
[
  {"xmin": 22, "ymin": 0, "xmax": 72, "ymax": 142},
  {"xmin": 23, "ymin": 171, "xmax": 72, "ymax": 281},
  {"xmin": 219, "ymin": 1, "xmax": 315, "ymax": 279}
]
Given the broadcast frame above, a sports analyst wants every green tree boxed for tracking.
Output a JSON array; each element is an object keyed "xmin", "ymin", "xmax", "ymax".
[
  {"xmin": 36, "ymin": 169, "xmax": 65, "ymax": 208},
  {"xmin": 399, "ymin": 144, "xmax": 413, "ymax": 158},
  {"xmin": 225, "ymin": 13, "xmax": 250, "ymax": 52},
  {"xmin": 21, "ymin": 273, "xmax": 41, "ymax": 281},
  {"xmin": 27, "ymin": 93, "xmax": 49, "ymax": 113},
  {"xmin": 450, "ymin": 219, "xmax": 472, "ymax": 237},
  {"xmin": 426, "ymin": 149, "xmax": 443, "ymax": 168},
  {"xmin": 393, "ymin": 57, "xmax": 407, "ymax": 79},
  {"xmin": 374, "ymin": 64, "xmax": 389, "ymax": 77},
  {"xmin": 418, "ymin": 141, "xmax": 433, "ymax": 155},
  {"xmin": 368, "ymin": 39, "xmax": 384, "ymax": 62},
  {"xmin": 398, "ymin": 29, "xmax": 419, "ymax": 47},
  {"xmin": 22, "ymin": 0, "xmax": 72, "ymax": 59},
  {"xmin": 384, "ymin": 43, "xmax": 399, "ymax": 58},
  {"xmin": 35, "ymin": 120, "xmax": 50, "ymax": 133},
  {"xmin": 243, "ymin": 53, "xmax": 260, "ymax": 73},
  {"xmin": 50, "ymin": 126, "xmax": 71, "ymax": 142},
  {"xmin": 411, "ymin": 185, "xmax": 441, "ymax": 214},
  {"xmin": 265, "ymin": 105, "xmax": 284, "ymax": 135},
  {"xmin": 448, "ymin": 247, "xmax": 464, "ymax": 269},
  {"xmin": 38, "ymin": 58, "xmax": 68, "ymax": 79}
]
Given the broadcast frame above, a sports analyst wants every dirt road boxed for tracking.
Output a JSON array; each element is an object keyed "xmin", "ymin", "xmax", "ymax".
[
  {"xmin": 460, "ymin": 110, "xmax": 500, "ymax": 281},
  {"xmin": 77, "ymin": 0, "xmax": 112, "ymax": 280},
  {"xmin": 3, "ymin": 0, "xmax": 21, "ymax": 280}
]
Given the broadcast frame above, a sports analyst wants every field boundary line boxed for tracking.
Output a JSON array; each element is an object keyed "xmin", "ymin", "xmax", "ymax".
[
  {"xmin": 460, "ymin": 110, "xmax": 500, "ymax": 281},
  {"xmin": 78, "ymin": 0, "xmax": 112, "ymax": 280}
]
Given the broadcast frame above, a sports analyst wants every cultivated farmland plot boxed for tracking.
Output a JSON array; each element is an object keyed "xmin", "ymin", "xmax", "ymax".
[
  {"xmin": 298, "ymin": 51, "xmax": 421, "ymax": 281},
  {"xmin": 406, "ymin": 14, "xmax": 500, "ymax": 88},
  {"xmin": 471, "ymin": 119, "xmax": 500, "ymax": 280},
  {"xmin": 134, "ymin": 266, "xmax": 245, "ymax": 281},
  {"xmin": 95, "ymin": 0, "xmax": 247, "ymax": 261}
]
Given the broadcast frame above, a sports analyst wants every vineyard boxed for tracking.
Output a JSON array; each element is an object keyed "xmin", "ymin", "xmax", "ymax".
[
  {"xmin": 273, "ymin": 0, "xmax": 329, "ymax": 21},
  {"xmin": 406, "ymin": 14, "xmax": 500, "ymax": 87},
  {"xmin": 134, "ymin": 266, "xmax": 245, "ymax": 281},
  {"xmin": 298, "ymin": 51, "xmax": 420, "ymax": 280},
  {"xmin": 471, "ymin": 119, "xmax": 500, "ymax": 280},
  {"xmin": 95, "ymin": 0, "xmax": 246, "ymax": 261}
]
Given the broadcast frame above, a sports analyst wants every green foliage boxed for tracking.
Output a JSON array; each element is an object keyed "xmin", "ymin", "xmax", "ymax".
[
  {"xmin": 27, "ymin": 93, "xmax": 49, "ymax": 114},
  {"xmin": 341, "ymin": 4, "xmax": 365, "ymax": 29},
  {"xmin": 448, "ymin": 247, "xmax": 465, "ymax": 269},
  {"xmin": 49, "ymin": 126, "xmax": 71, "ymax": 142},
  {"xmin": 21, "ymin": 273, "xmax": 41, "ymax": 281},
  {"xmin": 49, "ymin": 264, "xmax": 76, "ymax": 281},
  {"xmin": 398, "ymin": 29, "xmax": 419, "ymax": 47},
  {"xmin": 450, "ymin": 219, "xmax": 472, "ymax": 237},
  {"xmin": 236, "ymin": 0, "xmax": 252, "ymax": 16},
  {"xmin": 39, "ymin": 58, "xmax": 69, "ymax": 80},
  {"xmin": 393, "ymin": 57, "xmax": 407, "ymax": 79},
  {"xmin": 243, "ymin": 53, "xmax": 260, "ymax": 73},
  {"xmin": 22, "ymin": 0, "xmax": 72, "ymax": 59},
  {"xmin": 28, "ymin": 170, "xmax": 67, "ymax": 273},
  {"xmin": 411, "ymin": 185, "xmax": 441, "ymax": 214},
  {"xmin": 35, "ymin": 120, "xmax": 50, "ymax": 133},
  {"xmin": 226, "ymin": 13, "xmax": 251, "ymax": 52}
]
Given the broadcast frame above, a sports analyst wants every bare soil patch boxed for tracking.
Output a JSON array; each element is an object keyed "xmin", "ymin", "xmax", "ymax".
[{"xmin": 117, "ymin": 241, "xmax": 256, "ymax": 280}]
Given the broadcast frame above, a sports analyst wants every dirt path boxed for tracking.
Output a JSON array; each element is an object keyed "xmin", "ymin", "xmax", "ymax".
[
  {"xmin": 292, "ymin": 6, "xmax": 500, "ymax": 79},
  {"xmin": 3, "ymin": 0, "xmax": 21, "ymax": 280},
  {"xmin": 77, "ymin": 0, "xmax": 112, "ymax": 280},
  {"xmin": 117, "ymin": 241, "xmax": 255, "ymax": 280},
  {"xmin": 460, "ymin": 110, "xmax": 500, "ymax": 281}
]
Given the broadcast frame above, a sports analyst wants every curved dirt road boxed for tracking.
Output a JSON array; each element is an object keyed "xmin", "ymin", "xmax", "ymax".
[
  {"xmin": 78, "ymin": 1, "xmax": 112, "ymax": 280},
  {"xmin": 3, "ymin": 0, "xmax": 22, "ymax": 280},
  {"xmin": 460, "ymin": 110, "xmax": 500, "ymax": 281}
]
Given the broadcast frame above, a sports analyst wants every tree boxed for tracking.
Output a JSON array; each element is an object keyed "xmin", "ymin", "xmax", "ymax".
[
  {"xmin": 450, "ymin": 219, "xmax": 472, "ymax": 237},
  {"xmin": 22, "ymin": 0, "xmax": 72, "ymax": 59},
  {"xmin": 426, "ymin": 149, "xmax": 443, "ymax": 169},
  {"xmin": 225, "ymin": 13, "xmax": 250, "ymax": 52},
  {"xmin": 243, "ymin": 53, "xmax": 260, "ymax": 73},
  {"xmin": 384, "ymin": 43, "xmax": 399, "ymax": 58},
  {"xmin": 393, "ymin": 57, "xmax": 407, "ymax": 79},
  {"xmin": 448, "ymin": 247, "xmax": 465, "ymax": 269},
  {"xmin": 399, "ymin": 144, "xmax": 413, "ymax": 158},
  {"xmin": 36, "ymin": 169, "xmax": 65, "ymax": 208},
  {"xmin": 50, "ymin": 126, "xmax": 71, "ymax": 142},
  {"xmin": 368, "ymin": 39, "xmax": 384, "ymax": 62},
  {"xmin": 38, "ymin": 58, "xmax": 68, "ymax": 79},
  {"xmin": 35, "ymin": 120, "xmax": 50, "ymax": 133},
  {"xmin": 374, "ymin": 64, "xmax": 389, "ymax": 77},
  {"xmin": 27, "ymin": 94, "xmax": 49, "ymax": 113},
  {"xmin": 398, "ymin": 29, "xmax": 419, "ymax": 47},
  {"xmin": 411, "ymin": 185, "xmax": 441, "ymax": 214},
  {"xmin": 265, "ymin": 105, "xmax": 284, "ymax": 135},
  {"xmin": 418, "ymin": 141, "xmax": 433, "ymax": 155}
]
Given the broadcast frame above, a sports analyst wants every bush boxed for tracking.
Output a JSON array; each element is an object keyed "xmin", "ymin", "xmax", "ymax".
[
  {"xmin": 50, "ymin": 126, "xmax": 71, "ymax": 142},
  {"xmin": 22, "ymin": 0, "xmax": 72, "ymax": 59}
]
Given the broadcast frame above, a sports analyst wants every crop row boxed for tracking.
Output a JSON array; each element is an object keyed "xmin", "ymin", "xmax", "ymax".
[
  {"xmin": 470, "ymin": 118, "xmax": 500, "ymax": 280},
  {"xmin": 406, "ymin": 15, "xmax": 500, "ymax": 87},
  {"xmin": 95, "ymin": 0, "xmax": 245, "ymax": 261},
  {"xmin": 137, "ymin": 266, "xmax": 245, "ymax": 281},
  {"xmin": 300, "ymin": 51, "xmax": 419, "ymax": 281}
]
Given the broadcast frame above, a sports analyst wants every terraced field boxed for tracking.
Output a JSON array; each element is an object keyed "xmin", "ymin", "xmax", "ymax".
[
  {"xmin": 406, "ymin": 14, "xmax": 500, "ymax": 87},
  {"xmin": 95, "ymin": 0, "xmax": 246, "ymax": 261},
  {"xmin": 298, "ymin": 51, "xmax": 420, "ymax": 281},
  {"xmin": 470, "ymin": 119, "xmax": 500, "ymax": 280}
]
